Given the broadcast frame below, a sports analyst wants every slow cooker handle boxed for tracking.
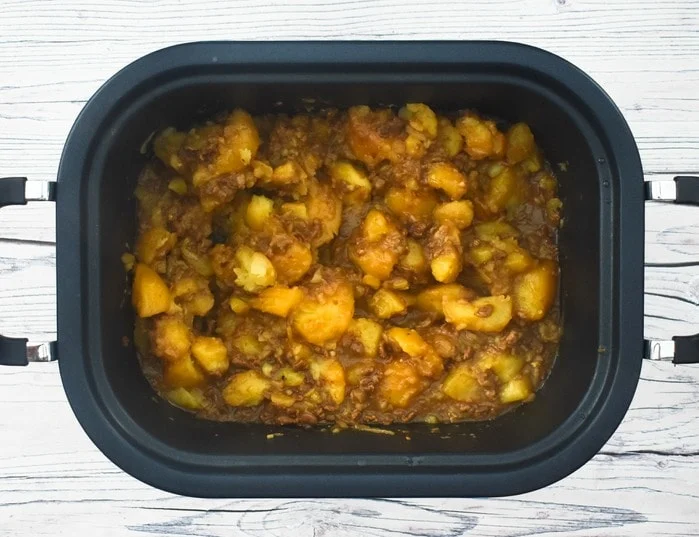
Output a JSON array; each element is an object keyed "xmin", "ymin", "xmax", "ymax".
[
  {"xmin": 644, "ymin": 175, "xmax": 699, "ymax": 365},
  {"xmin": 0, "ymin": 177, "xmax": 58, "ymax": 366}
]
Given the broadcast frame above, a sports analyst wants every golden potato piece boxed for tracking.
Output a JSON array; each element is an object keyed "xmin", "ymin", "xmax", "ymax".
[
  {"xmin": 310, "ymin": 358, "xmax": 346, "ymax": 405},
  {"xmin": 136, "ymin": 226, "xmax": 176, "ymax": 265},
  {"xmin": 486, "ymin": 167, "xmax": 526, "ymax": 214},
  {"xmin": 506, "ymin": 123, "xmax": 535, "ymax": 164},
  {"xmin": 500, "ymin": 377, "xmax": 533, "ymax": 403},
  {"xmin": 270, "ymin": 392, "xmax": 296, "ymax": 408},
  {"xmin": 437, "ymin": 118, "xmax": 463, "ymax": 157},
  {"xmin": 479, "ymin": 353, "xmax": 524, "ymax": 382},
  {"xmin": 165, "ymin": 387, "xmax": 206, "ymax": 410},
  {"xmin": 233, "ymin": 334, "xmax": 264, "ymax": 357},
  {"xmin": 456, "ymin": 114, "xmax": 506, "ymax": 160},
  {"xmin": 132, "ymin": 263, "xmax": 171, "ymax": 318},
  {"xmin": 245, "ymin": 195, "xmax": 275, "ymax": 230},
  {"xmin": 426, "ymin": 223, "xmax": 463, "ymax": 284},
  {"xmin": 443, "ymin": 295, "xmax": 513, "ymax": 332},
  {"xmin": 250, "ymin": 286, "xmax": 304, "ymax": 317},
  {"xmin": 329, "ymin": 160, "xmax": 372, "ymax": 203},
  {"xmin": 399, "ymin": 239, "xmax": 428, "ymax": 275},
  {"xmin": 441, "ymin": 363, "xmax": 483, "ymax": 402},
  {"xmin": 347, "ymin": 105, "xmax": 403, "ymax": 167},
  {"xmin": 378, "ymin": 361, "xmax": 425, "ymax": 409},
  {"xmin": 385, "ymin": 187, "xmax": 438, "ymax": 223},
  {"xmin": 268, "ymin": 239, "xmax": 313, "ymax": 285},
  {"xmin": 163, "ymin": 356, "xmax": 206, "ymax": 388},
  {"xmin": 277, "ymin": 367, "xmax": 305, "ymax": 387},
  {"xmin": 191, "ymin": 336, "xmax": 229, "ymax": 376},
  {"xmin": 191, "ymin": 109, "xmax": 260, "ymax": 187},
  {"xmin": 291, "ymin": 272, "xmax": 355, "ymax": 345},
  {"xmin": 416, "ymin": 284, "xmax": 474, "ymax": 316},
  {"xmin": 232, "ymin": 246, "xmax": 277, "ymax": 293},
  {"xmin": 306, "ymin": 180, "xmax": 342, "ymax": 247},
  {"xmin": 349, "ymin": 209, "xmax": 404, "ymax": 281},
  {"xmin": 399, "ymin": 103, "xmax": 438, "ymax": 139},
  {"xmin": 513, "ymin": 260, "xmax": 558, "ymax": 321},
  {"xmin": 385, "ymin": 327, "xmax": 443, "ymax": 378},
  {"xmin": 369, "ymin": 288, "xmax": 409, "ymax": 319},
  {"xmin": 223, "ymin": 370, "xmax": 270, "ymax": 407},
  {"xmin": 433, "ymin": 200, "xmax": 474, "ymax": 230},
  {"xmin": 153, "ymin": 315, "xmax": 191, "ymax": 361},
  {"xmin": 229, "ymin": 296, "xmax": 250, "ymax": 314},
  {"xmin": 425, "ymin": 162, "xmax": 467, "ymax": 200},
  {"xmin": 346, "ymin": 318, "xmax": 384, "ymax": 357}
]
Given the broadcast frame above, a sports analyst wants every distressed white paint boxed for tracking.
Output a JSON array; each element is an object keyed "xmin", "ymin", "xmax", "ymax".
[{"xmin": 1, "ymin": 0, "xmax": 698, "ymax": 535}]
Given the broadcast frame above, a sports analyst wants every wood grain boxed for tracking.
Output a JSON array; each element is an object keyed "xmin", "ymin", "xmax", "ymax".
[{"xmin": 0, "ymin": 0, "xmax": 698, "ymax": 535}]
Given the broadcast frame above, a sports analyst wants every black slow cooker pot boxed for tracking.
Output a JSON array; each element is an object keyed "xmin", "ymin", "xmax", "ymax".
[{"xmin": 1, "ymin": 42, "xmax": 698, "ymax": 498}]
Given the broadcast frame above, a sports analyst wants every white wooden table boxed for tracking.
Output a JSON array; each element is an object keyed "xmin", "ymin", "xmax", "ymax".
[{"xmin": 1, "ymin": 1, "xmax": 698, "ymax": 535}]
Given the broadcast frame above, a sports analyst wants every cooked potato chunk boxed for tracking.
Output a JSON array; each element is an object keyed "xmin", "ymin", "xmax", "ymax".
[
  {"xmin": 329, "ymin": 160, "xmax": 372, "ymax": 203},
  {"xmin": 441, "ymin": 363, "xmax": 483, "ymax": 402},
  {"xmin": 268, "ymin": 239, "xmax": 313, "ymax": 285},
  {"xmin": 385, "ymin": 187, "xmax": 438, "ymax": 223},
  {"xmin": 485, "ymin": 167, "xmax": 525, "ymax": 214},
  {"xmin": 291, "ymin": 270, "xmax": 355, "ymax": 345},
  {"xmin": 191, "ymin": 336, "xmax": 229, "ymax": 376},
  {"xmin": 437, "ymin": 118, "xmax": 463, "ymax": 157},
  {"xmin": 191, "ymin": 109, "xmax": 260, "ymax": 187},
  {"xmin": 500, "ymin": 377, "xmax": 533, "ymax": 403},
  {"xmin": 306, "ymin": 180, "xmax": 342, "ymax": 247},
  {"xmin": 433, "ymin": 200, "xmax": 474, "ymax": 230},
  {"xmin": 369, "ymin": 288, "xmax": 409, "ymax": 319},
  {"xmin": 310, "ymin": 358, "xmax": 346, "ymax": 405},
  {"xmin": 513, "ymin": 260, "xmax": 558, "ymax": 320},
  {"xmin": 456, "ymin": 114, "xmax": 506, "ymax": 160},
  {"xmin": 347, "ymin": 106, "xmax": 403, "ymax": 167},
  {"xmin": 136, "ymin": 226, "xmax": 176, "ymax": 265},
  {"xmin": 230, "ymin": 246, "xmax": 277, "ymax": 292},
  {"xmin": 165, "ymin": 387, "xmax": 206, "ymax": 410},
  {"xmin": 250, "ymin": 286, "xmax": 304, "ymax": 317},
  {"xmin": 443, "ymin": 295, "xmax": 513, "ymax": 332},
  {"xmin": 399, "ymin": 103, "xmax": 438, "ymax": 139},
  {"xmin": 223, "ymin": 370, "xmax": 270, "ymax": 407},
  {"xmin": 164, "ymin": 356, "xmax": 206, "ymax": 388},
  {"xmin": 506, "ymin": 123, "xmax": 535, "ymax": 164},
  {"xmin": 153, "ymin": 315, "xmax": 191, "ymax": 361},
  {"xmin": 425, "ymin": 162, "xmax": 467, "ymax": 200},
  {"xmin": 349, "ymin": 209, "xmax": 405, "ymax": 281},
  {"xmin": 132, "ymin": 263, "xmax": 172, "ymax": 318},
  {"xmin": 378, "ymin": 361, "xmax": 425, "ymax": 408},
  {"xmin": 385, "ymin": 327, "xmax": 443, "ymax": 378},
  {"xmin": 479, "ymin": 352, "xmax": 524, "ymax": 382},
  {"xmin": 426, "ymin": 223, "xmax": 463, "ymax": 284},
  {"xmin": 245, "ymin": 195, "xmax": 275, "ymax": 230},
  {"xmin": 416, "ymin": 284, "xmax": 474, "ymax": 316},
  {"xmin": 346, "ymin": 318, "xmax": 383, "ymax": 357},
  {"xmin": 229, "ymin": 296, "xmax": 250, "ymax": 314},
  {"xmin": 399, "ymin": 239, "xmax": 429, "ymax": 276}
]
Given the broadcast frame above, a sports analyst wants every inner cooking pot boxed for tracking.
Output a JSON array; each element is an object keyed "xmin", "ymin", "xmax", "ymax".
[{"xmin": 2, "ymin": 42, "xmax": 695, "ymax": 498}]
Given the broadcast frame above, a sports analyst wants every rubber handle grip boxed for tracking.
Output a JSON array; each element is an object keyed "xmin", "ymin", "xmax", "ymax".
[
  {"xmin": 674, "ymin": 176, "xmax": 699, "ymax": 206},
  {"xmin": 0, "ymin": 177, "xmax": 28, "ymax": 208},
  {"xmin": 673, "ymin": 334, "xmax": 699, "ymax": 365}
]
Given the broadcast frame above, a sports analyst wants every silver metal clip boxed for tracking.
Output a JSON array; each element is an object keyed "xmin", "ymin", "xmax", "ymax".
[
  {"xmin": 26, "ymin": 342, "xmax": 57, "ymax": 362},
  {"xmin": 24, "ymin": 181, "xmax": 56, "ymax": 202},
  {"xmin": 643, "ymin": 339, "xmax": 675, "ymax": 362},
  {"xmin": 644, "ymin": 180, "xmax": 676, "ymax": 202}
]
